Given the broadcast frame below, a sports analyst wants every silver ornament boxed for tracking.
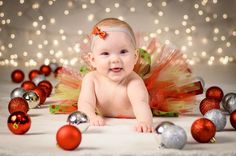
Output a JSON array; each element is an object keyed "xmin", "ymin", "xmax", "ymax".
[
  {"xmin": 23, "ymin": 91, "xmax": 40, "ymax": 109},
  {"xmin": 67, "ymin": 111, "xmax": 89, "ymax": 132},
  {"xmin": 204, "ymin": 109, "xmax": 226, "ymax": 131},
  {"xmin": 10, "ymin": 87, "xmax": 26, "ymax": 99},
  {"xmin": 155, "ymin": 121, "xmax": 175, "ymax": 134},
  {"xmin": 49, "ymin": 62, "xmax": 58, "ymax": 72},
  {"xmin": 161, "ymin": 125, "xmax": 187, "ymax": 149},
  {"xmin": 32, "ymin": 74, "xmax": 46, "ymax": 85},
  {"xmin": 221, "ymin": 93, "xmax": 236, "ymax": 113}
]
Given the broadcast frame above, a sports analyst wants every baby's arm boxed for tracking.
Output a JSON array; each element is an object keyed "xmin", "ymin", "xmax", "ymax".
[
  {"xmin": 127, "ymin": 75, "xmax": 153, "ymax": 133},
  {"xmin": 78, "ymin": 73, "xmax": 105, "ymax": 126}
]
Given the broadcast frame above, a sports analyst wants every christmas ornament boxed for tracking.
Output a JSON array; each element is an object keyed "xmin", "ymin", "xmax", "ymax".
[
  {"xmin": 56, "ymin": 125, "xmax": 82, "ymax": 150},
  {"xmin": 8, "ymin": 97, "xmax": 29, "ymax": 114},
  {"xmin": 39, "ymin": 85, "xmax": 51, "ymax": 98},
  {"xmin": 49, "ymin": 62, "xmax": 58, "ymax": 72},
  {"xmin": 199, "ymin": 98, "xmax": 220, "ymax": 115},
  {"xmin": 67, "ymin": 111, "xmax": 89, "ymax": 132},
  {"xmin": 160, "ymin": 125, "xmax": 187, "ymax": 149},
  {"xmin": 32, "ymin": 74, "xmax": 46, "ymax": 85},
  {"xmin": 38, "ymin": 80, "xmax": 53, "ymax": 97},
  {"xmin": 54, "ymin": 66, "xmax": 63, "ymax": 77},
  {"xmin": 11, "ymin": 69, "xmax": 25, "ymax": 83},
  {"xmin": 206, "ymin": 86, "xmax": 224, "ymax": 102},
  {"xmin": 28, "ymin": 69, "xmax": 42, "ymax": 81},
  {"xmin": 40, "ymin": 64, "xmax": 51, "ymax": 76},
  {"xmin": 191, "ymin": 118, "xmax": 216, "ymax": 143},
  {"xmin": 23, "ymin": 91, "xmax": 40, "ymax": 108},
  {"xmin": 7, "ymin": 111, "xmax": 31, "ymax": 135},
  {"xmin": 221, "ymin": 93, "xmax": 236, "ymax": 113},
  {"xmin": 204, "ymin": 109, "xmax": 226, "ymax": 131},
  {"xmin": 10, "ymin": 87, "xmax": 26, "ymax": 99},
  {"xmin": 33, "ymin": 87, "xmax": 47, "ymax": 105},
  {"xmin": 21, "ymin": 80, "xmax": 36, "ymax": 91},
  {"xmin": 155, "ymin": 121, "xmax": 175, "ymax": 134},
  {"xmin": 230, "ymin": 110, "xmax": 236, "ymax": 129}
]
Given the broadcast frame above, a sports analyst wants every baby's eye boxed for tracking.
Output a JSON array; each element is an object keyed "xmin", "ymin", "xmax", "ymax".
[
  {"xmin": 120, "ymin": 49, "xmax": 128, "ymax": 54},
  {"xmin": 100, "ymin": 52, "xmax": 109, "ymax": 55}
]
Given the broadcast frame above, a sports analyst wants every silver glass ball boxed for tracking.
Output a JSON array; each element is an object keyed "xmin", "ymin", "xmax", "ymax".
[
  {"xmin": 32, "ymin": 74, "xmax": 46, "ymax": 86},
  {"xmin": 222, "ymin": 93, "xmax": 236, "ymax": 113},
  {"xmin": 204, "ymin": 109, "xmax": 226, "ymax": 131},
  {"xmin": 67, "ymin": 111, "xmax": 89, "ymax": 132},
  {"xmin": 49, "ymin": 62, "xmax": 58, "ymax": 72},
  {"xmin": 155, "ymin": 121, "xmax": 175, "ymax": 135},
  {"xmin": 161, "ymin": 125, "xmax": 187, "ymax": 149},
  {"xmin": 23, "ymin": 91, "xmax": 40, "ymax": 109},
  {"xmin": 10, "ymin": 87, "xmax": 26, "ymax": 99}
]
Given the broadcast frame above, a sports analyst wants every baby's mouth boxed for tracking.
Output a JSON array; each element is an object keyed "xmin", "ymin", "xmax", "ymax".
[{"xmin": 110, "ymin": 67, "xmax": 123, "ymax": 72}]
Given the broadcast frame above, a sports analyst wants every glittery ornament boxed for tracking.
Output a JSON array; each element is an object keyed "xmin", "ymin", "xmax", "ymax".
[
  {"xmin": 191, "ymin": 118, "xmax": 216, "ymax": 143},
  {"xmin": 7, "ymin": 111, "xmax": 31, "ymax": 135},
  {"xmin": 67, "ymin": 111, "xmax": 89, "ymax": 132},
  {"xmin": 28, "ymin": 69, "xmax": 42, "ymax": 81},
  {"xmin": 204, "ymin": 109, "xmax": 226, "ymax": 131},
  {"xmin": 23, "ymin": 91, "xmax": 40, "ymax": 108},
  {"xmin": 21, "ymin": 80, "xmax": 36, "ymax": 91},
  {"xmin": 221, "ymin": 93, "xmax": 236, "ymax": 113},
  {"xmin": 230, "ymin": 110, "xmax": 236, "ymax": 129},
  {"xmin": 10, "ymin": 87, "xmax": 26, "ymax": 99},
  {"xmin": 38, "ymin": 80, "xmax": 53, "ymax": 97},
  {"xmin": 40, "ymin": 64, "xmax": 51, "ymax": 76},
  {"xmin": 49, "ymin": 62, "xmax": 58, "ymax": 72},
  {"xmin": 56, "ymin": 125, "xmax": 82, "ymax": 150},
  {"xmin": 8, "ymin": 97, "xmax": 29, "ymax": 114},
  {"xmin": 161, "ymin": 125, "xmax": 187, "ymax": 149},
  {"xmin": 199, "ymin": 98, "xmax": 220, "ymax": 115},
  {"xmin": 54, "ymin": 66, "xmax": 63, "ymax": 77},
  {"xmin": 155, "ymin": 121, "xmax": 175, "ymax": 134},
  {"xmin": 33, "ymin": 87, "xmax": 47, "ymax": 105},
  {"xmin": 11, "ymin": 69, "xmax": 25, "ymax": 83},
  {"xmin": 206, "ymin": 86, "xmax": 224, "ymax": 102},
  {"xmin": 32, "ymin": 74, "xmax": 46, "ymax": 85}
]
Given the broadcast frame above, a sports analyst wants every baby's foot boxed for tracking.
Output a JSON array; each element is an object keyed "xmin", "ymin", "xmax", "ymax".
[
  {"xmin": 89, "ymin": 115, "xmax": 105, "ymax": 126},
  {"xmin": 135, "ymin": 121, "xmax": 154, "ymax": 133}
]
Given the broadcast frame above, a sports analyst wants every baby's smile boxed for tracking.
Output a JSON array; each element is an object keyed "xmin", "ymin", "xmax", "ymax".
[{"xmin": 109, "ymin": 67, "xmax": 123, "ymax": 73}]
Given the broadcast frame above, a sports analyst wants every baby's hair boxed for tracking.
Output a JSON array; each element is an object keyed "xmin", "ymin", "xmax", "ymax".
[{"xmin": 93, "ymin": 18, "xmax": 136, "ymax": 47}]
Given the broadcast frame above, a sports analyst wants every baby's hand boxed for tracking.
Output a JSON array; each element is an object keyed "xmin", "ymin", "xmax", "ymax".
[
  {"xmin": 89, "ymin": 115, "xmax": 105, "ymax": 126},
  {"xmin": 135, "ymin": 121, "xmax": 154, "ymax": 133}
]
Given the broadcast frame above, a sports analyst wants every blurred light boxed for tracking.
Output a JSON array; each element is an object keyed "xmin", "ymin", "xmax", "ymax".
[
  {"xmin": 17, "ymin": 11, "xmax": 23, "ymax": 16},
  {"xmin": 32, "ymin": 21, "xmax": 38, "ymax": 27},
  {"xmin": 162, "ymin": 1, "xmax": 167, "ymax": 6},
  {"xmin": 114, "ymin": 3, "xmax": 119, "ymax": 8},
  {"xmin": 28, "ymin": 40, "xmax": 33, "ymax": 45},
  {"xmin": 198, "ymin": 10, "xmax": 203, "ymax": 15},
  {"xmin": 154, "ymin": 19, "xmax": 159, "ymax": 24},
  {"xmin": 158, "ymin": 11, "xmax": 164, "ymax": 16},
  {"xmin": 64, "ymin": 10, "xmax": 69, "ymax": 15},
  {"xmin": 183, "ymin": 15, "xmax": 188, "ymax": 20},
  {"xmin": 217, "ymin": 48, "xmax": 223, "ymax": 54},
  {"xmin": 38, "ymin": 16, "xmax": 43, "ymax": 21},
  {"xmin": 130, "ymin": 7, "xmax": 135, "ymax": 12},
  {"xmin": 105, "ymin": 8, "xmax": 111, "ymax": 13},
  {"xmin": 10, "ymin": 34, "xmax": 15, "ymax": 39},
  {"xmin": 147, "ymin": 2, "xmax": 152, "ymax": 7},
  {"xmin": 77, "ymin": 30, "xmax": 83, "ymax": 35},
  {"xmin": 222, "ymin": 13, "xmax": 228, "ymax": 19},
  {"xmin": 50, "ymin": 18, "xmax": 56, "ymax": 24},
  {"xmin": 88, "ymin": 14, "xmax": 94, "ymax": 21},
  {"xmin": 90, "ymin": 0, "xmax": 95, "ymax": 4},
  {"xmin": 82, "ymin": 4, "xmax": 87, "ymax": 9}
]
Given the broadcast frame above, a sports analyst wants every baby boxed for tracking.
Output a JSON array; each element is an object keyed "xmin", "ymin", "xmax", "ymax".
[{"xmin": 78, "ymin": 18, "xmax": 153, "ymax": 133}]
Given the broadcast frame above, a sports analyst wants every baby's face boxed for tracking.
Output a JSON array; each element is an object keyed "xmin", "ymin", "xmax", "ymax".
[{"xmin": 91, "ymin": 30, "xmax": 137, "ymax": 82}]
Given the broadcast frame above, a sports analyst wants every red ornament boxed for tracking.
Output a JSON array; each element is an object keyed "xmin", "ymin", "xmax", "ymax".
[
  {"xmin": 21, "ymin": 80, "xmax": 36, "ymax": 91},
  {"xmin": 40, "ymin": 65, "xmax": 51, "ymax": 76},
  {"xmin": 206, "ymin": 86, "xmax": 224, "ymax": 102},
  {"xmin": 8, "ymin": 97, "xmax": 29, "ymax": 114},
  {"xmin": 11, "ymin": 69, "xmax": 25, "ymax": 83},
  {"xmin": 230, "ymin": 110, "xmax": 236, "ymax": 129},
  {"xmin": 199, "ymin": 98, "xmax": 220, "ymax": 115},
  {"xmin": 56, "ymin": 125, "xmax": 82, "ymax": 150},
  {"xmin": 191, "ymin": 118, "xmax": 216, "ymax": 143},
  {"xmin": 54, "ymin": 66, "xmax": 63, "ymax": 77},
  {"xmin": 33, "ymin": 87, "xmax": 47, "ymax": 105},
  {"xmin": 38, "ymin": 80, "xmax": 53, "ymax": 97},
  {"xmin": 29, "ymin": 69, "xmax": 42, "ymax": 81},
  {"xmin": 7, "ymin": 111, "xmax": 31, "ymax": 135}
]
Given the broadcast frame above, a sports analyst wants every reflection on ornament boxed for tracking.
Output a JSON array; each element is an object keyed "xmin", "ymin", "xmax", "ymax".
[
  {"xmin": 10, "ymin": 87, "xmax": 26, "ymax": 99},
  {"xmin": 199, "ymin": 98, "xmax": 220, "ymax": 115},
  {"xmin": 155, "ymin": 121, "xmax": 174, "ymax": 134},
  {"xmin": 21, "ymin": 80, "xmax": 36, "ymax": 91},
  {"xmin": 160, "ymin": 125, "xmax": 187, "ymax": 149},
  {"xmin": 204, "ymin": 109, "xmax": 226, "ymax": 131},
  {"xmin": 38, "ymin": 80, "xmax": 53, "ymax": 97},
  {"xmin": 8, "ymin": 97, "xmax": 29, "ymax": 114},
  {"xmin": 40, "ymin": 64, "xmax": 51, "ymax": 76},
  {"xmin": 230, "ymin": 110, "xmax": 236, "ymax": 129},
  {"xmin": 222, "ymin": 93, "xmax": 236, "ymax": 113},
  {"xmin": 33, "ymin": 87, "xmax": 47, "ymax": 105},
  {"xmin": 23, "ymin": 91, "xmax": 40, "ymax": 108},
  {"xmin": 11, "ymin": 69, "xmax": 25, "ymax": 83},
  {"xmin": 32, "ymin": 74, "xmax": 46, "ymax": 85},
  {"xmin": 206, "ymin": 86, "xmax": 224, "ymax": 102},
  {"xmin": 7, "ymin": 111, "xmax": 31, "ymax": 135},
  {"xmin": 29, "ymin": 69, "xmax": 42, "ymax": 81},
  {"xmin": 67, "ymin": 111, "xmax": 89, "ymax": 132}
]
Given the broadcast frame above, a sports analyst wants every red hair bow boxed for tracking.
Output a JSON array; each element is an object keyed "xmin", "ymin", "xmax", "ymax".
[{"xmin": 92, "ymin": 26, "xmax": 107, "ymax": 39}]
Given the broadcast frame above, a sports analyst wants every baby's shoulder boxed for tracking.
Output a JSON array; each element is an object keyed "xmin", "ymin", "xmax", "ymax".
[{"xmin": 83, "ymin": 71, "xmax": 96, "ymax": 81}]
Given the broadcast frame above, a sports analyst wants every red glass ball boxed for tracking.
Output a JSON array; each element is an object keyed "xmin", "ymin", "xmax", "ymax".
[
  {"xmin": 7, "ymin": 111, "xmax": 31, "ymax": 135},
  {"xmin": 199, "ymin": 98, "xmax": 220, "ymax": 115},
  {"xmin": 38, "ymin": 80, "xmax": 53, "ymax": 97},
  {"xmin": 54, "ymin": 66, "xmax": 63, "ymax": 77},
  {"xmin": 33, "ymin": 87, "xmax": 47, "ymax": 105},
  {"xmin": 11, "ymin": 69, "xmax": 25, "ymax": 83},
  {"xmin": 21, "ymin": 80, "xmax": 36, "ymax": 91},
  {"xmin": 40, "ymin": 65, "xmax": 51, "ymax": 76},
  {"xmin": 191, "ymin": 118, "xmax": 216, "ymax": 143},
  {"xmin": 29, "ymin": 69, "xmax": 42, "ymax": 81},
  {"xmin": 206, "ymin": 86, "xmax": 224, "ymax": 102},
  {"xmin": 56, "ymin": 125, "xmax": 82, "ymax": 150},
  {"xmin": 8, "ymin": 97, "xmax": 29, "ymax": 114},
  {"xmin": 230, "ymin": 110, "xmax": 236, "ymax": 129}
]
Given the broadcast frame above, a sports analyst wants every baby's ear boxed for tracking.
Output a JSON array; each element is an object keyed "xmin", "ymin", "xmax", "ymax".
[
  {"xmin": 134, "ymin": 49, "xmax": 139, "ymax": 63},
  {"xmin": 88, "ymin": 52, "xmax": 96, "ymax": 68}
]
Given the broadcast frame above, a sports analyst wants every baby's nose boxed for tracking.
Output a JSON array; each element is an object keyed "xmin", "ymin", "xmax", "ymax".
[{"xmin": 110, "ymin": 56, "xmax": 120, "ymax": 63}]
